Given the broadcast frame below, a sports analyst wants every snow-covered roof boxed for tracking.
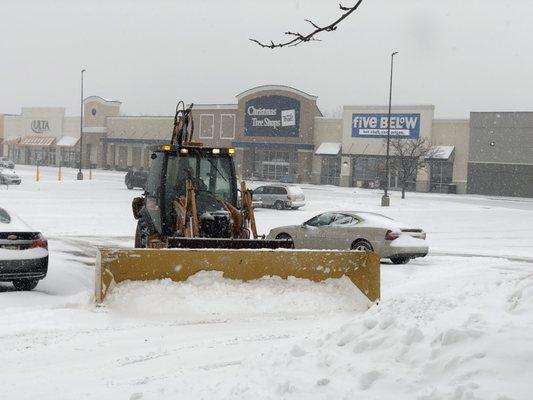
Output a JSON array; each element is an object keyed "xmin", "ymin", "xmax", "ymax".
[
  {"xmin": 3, "ymin": 137, "xmax": 20, "ymax": 145},
  {"xmin": 57, "ymin": 136, "xmax": 79, "ymax": 147},
  {"xmin": 427, "ymin": 145, "xmax": 454, "ymax": 160},
  {"xmin": 315, "ymin": 142, "xmax": 341, "ymax": 155}
]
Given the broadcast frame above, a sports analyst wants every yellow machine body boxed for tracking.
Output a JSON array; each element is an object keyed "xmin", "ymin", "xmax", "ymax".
[{"xmin": 95, "ymin": 248, "xmax": 380, "ymax": 304}]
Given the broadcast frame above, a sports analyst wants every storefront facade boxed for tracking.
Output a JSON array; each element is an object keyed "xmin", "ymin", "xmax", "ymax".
[
  {"xmin": 1, "ymin": 107, "xmax": 80, "ymax": 167},
  {"xmin": 311, "ymin": 106, "xmax": 470, "ymax": 194},
  {"xmin": 232, "ymin": 86, "xmax": 320, "ymax": 183},
  {"xmin": 9, "ymin": 85, "xmax": 531, "ymax": 197}
]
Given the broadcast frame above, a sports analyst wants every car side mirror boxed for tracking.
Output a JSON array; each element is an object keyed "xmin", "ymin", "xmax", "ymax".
[{"xmin": 301, "ymin": 223, "xmax": 308, "ymax": 228}]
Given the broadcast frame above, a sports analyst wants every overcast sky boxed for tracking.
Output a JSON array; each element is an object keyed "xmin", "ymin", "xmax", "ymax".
[{"xmin": 1, "ymin": 0, "xmax": 530, "ymax": 118}]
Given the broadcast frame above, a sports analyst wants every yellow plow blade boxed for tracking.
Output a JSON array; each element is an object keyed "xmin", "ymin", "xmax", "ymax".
[{"xmin": 95, "ymin": 248, "xmax": 380, "ymax": 304}]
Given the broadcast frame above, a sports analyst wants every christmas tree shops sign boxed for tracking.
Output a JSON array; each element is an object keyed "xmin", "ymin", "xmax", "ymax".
[{"xmin": 244, "ymin": 95, "xmax": 300, "ymax": 137}]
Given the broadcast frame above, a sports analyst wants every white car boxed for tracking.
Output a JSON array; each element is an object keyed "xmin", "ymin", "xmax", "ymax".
[
  {"xmin": 252, "ymin": 184, "xmax": 306, "ymax": 210},
  {"xmin": 0, "ymin": 207, "xmax": 48, "ymax": 290},
  {"xmin": 267, "ymin": 211, "xmax": 428, "ymax": 264},
  {"xmin": 0, "ymin": 157, "xmax": 15, "ymax": 169},
  {"xmin": 0, "ymin": 168, "xmax": 21, "ymax": 185}
]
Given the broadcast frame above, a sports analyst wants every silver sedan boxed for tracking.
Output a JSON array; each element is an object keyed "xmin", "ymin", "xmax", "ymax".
[{"xmin": 267, "ymin": 211, "xmax": 428, "ymax": 264}]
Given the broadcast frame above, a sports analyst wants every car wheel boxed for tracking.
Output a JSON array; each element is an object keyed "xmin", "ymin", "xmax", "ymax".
[
  {"xmin": 12, "ymin": 279, "xmax": 39, "ymax": 291},
  {"xmin": 274, "ymin": 201, "xmax": 284, "ymax": 210},
  {"xmin": 275, "ymin": 233, "xmax": 295, "ymax": 248},
  {"xmin": 126, "ymin": 181, "xmax": 133, "ymax": 190},
  {"xmin": 390, "ymin": 256, "xmax": 410, "ymax": 264},
  {"xmin": 351, "ymin": 239, "xmax": 373, "ymax": 252}
]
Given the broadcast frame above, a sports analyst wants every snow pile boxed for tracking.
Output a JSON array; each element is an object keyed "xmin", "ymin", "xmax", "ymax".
[
  {"xmin": 219, "ymin": 257, "xmax": 533, "ymax": 400},
  {"xmin": 105, "ymin": 271, "xmax": 371, "ymax": 321}
]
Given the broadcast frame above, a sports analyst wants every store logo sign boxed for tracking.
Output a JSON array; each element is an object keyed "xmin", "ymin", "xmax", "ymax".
[
  {"xmin": 281, "ymin": 109, "xmax": 296, "ymax": 127},
  {"xmin": 31, "ymin": 120, "xmax": 50, "ymax": 133},
  {"xmin": 352, "ymin": 113, "xmax": 420, "ymax": 139},
  {"xmin": 244, "ymin": 95, "xmax": 300, "ymax": 137}
]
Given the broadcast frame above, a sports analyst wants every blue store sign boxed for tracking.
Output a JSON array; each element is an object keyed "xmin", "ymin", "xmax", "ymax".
[
  {"xmin": 244, "ymin": 95, "xmax": 300, "ymax": 137},
  {"xmin": 352, "ymin": 113, "xmax": 421, "ymax": 139}
]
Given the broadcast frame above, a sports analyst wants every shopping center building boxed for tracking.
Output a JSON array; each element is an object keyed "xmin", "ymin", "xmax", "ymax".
[{"xmin": 1, "ymin": 85, "xmax": 531, "ymax": 196}]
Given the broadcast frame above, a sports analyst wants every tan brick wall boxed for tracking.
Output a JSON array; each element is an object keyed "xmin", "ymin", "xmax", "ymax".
[
  {"xmin": 431, "ymin": 119, "xmax": 470, "ymax": 193},
  {"xmin": 312, "ymin": 117, "xmax": 343, "ymax": 184}
]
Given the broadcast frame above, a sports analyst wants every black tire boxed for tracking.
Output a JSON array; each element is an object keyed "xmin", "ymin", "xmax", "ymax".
[
  {"xmin": 126, "ymin": 181, "xmax": 133, "ymax": 190},
  {"xmin": 390, "ymin": 256, "xmax": 410, "ymax": 264},
  {"xmin": 135, "ymin": 218, "xmax": 150, "ymax": 248},
  {"xmin": 13, "ymin": 279, "xmax": 39, "ymax": 291},
  {"xmin": 274, "ymin": 201, "xmax": 284, "ymax": 210},
  {"xmin": 351, "ymin": 239, "xmax": 373, "ymax": 252},
  {"xmin": 275, "ymin": 233, "xmax": 295, "ymax": 248}
]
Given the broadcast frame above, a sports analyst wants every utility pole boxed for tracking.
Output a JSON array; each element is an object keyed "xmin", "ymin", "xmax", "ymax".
[
  {"xmin": 381, "ymin": 51, "xmax": 398, "ymax": 207},
  {"xmin": 77, "ymin": 68, "xmax": 86, "ymax": 180}
]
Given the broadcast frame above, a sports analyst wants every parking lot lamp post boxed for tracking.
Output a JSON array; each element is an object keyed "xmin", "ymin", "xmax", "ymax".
[
  {"xmin": 381, "ymin": 51, "xmax": 398, "ymax": 207},
  {"xmin": 77, "ymin": 68, "xmax": 86, "ymax": 180}
]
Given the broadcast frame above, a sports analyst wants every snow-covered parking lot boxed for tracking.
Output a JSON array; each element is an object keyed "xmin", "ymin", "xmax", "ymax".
[{"xmin": 1, "ymin": 165, "xmax": 532, "ymax": 400}]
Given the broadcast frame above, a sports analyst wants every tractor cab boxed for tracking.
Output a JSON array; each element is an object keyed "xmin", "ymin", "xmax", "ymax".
[{"xmin": 144, "ymin": 145, "xmax": 238, "ymax": 238}]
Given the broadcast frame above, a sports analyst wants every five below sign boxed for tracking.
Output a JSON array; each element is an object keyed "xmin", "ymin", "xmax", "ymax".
[{"xmin": 352, "ymin": 113, "xmax": 420, "ymax": 139}]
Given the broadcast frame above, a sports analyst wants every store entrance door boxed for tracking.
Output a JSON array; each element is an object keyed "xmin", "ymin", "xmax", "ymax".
[{"xmin": 262, "ymin": 161, "xmax": 290, "ymax": 181}]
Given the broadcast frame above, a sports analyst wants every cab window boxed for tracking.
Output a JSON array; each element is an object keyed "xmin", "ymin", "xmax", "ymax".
[{"xmin": 145, "ymin": 152, "xmax": 163, "ymax": 197}]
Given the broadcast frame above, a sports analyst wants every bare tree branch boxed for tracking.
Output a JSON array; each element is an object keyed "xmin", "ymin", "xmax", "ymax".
[
  {"xmin": 387, "ymin": 138, "xmax": 437, "ymax": 199},
  {"xmin": 250, "ymin": 0, "xmax": 364, "ymax": 49}
]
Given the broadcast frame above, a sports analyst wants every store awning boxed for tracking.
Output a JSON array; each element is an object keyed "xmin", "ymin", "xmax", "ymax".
[
  {"xmin": 315, "ymin": 142, "xmax": 342, "ymax": 155},
  {"xmin": 20, "ymin": 136, "xmax": 56, "ymax": 147},
  {"xmin": 427, "ymin": 145, "xmax": 454, "ymax": 160},
  {"xmin": 57, "ymin": 136, "xmax": 79, "ymax": 147},
  {"xmin": 3, "ymin": 137, "xmax": 21, "ymax": 145}
]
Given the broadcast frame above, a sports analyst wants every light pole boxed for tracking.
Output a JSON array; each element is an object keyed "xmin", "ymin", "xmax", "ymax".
[
  {"xmin": 381, "ymin": 51, "xmax": 398, "ymax": 207},
  {"xmin": 77, "ymin": 68, "xmax": 86, "ymax": 180}
]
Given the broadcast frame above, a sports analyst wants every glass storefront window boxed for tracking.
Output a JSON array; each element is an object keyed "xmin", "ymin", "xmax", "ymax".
[
  {"xmin": 352, "ymin": 156, "xmax": 417, "ymax": 191},
  {"xmin": 352, "ymin": 157, "xmax": 384, "ymax": 188},
  {"xmin": 320, "ymin": 156, "xmax": 340, "ymax": 185},
  {"xmin": 430, "ymin": 161, "xmax": 453, "ymax": 193},
  {"xmin": 250, "ymin": 148, "xmax": 298, "ymax": 182}
]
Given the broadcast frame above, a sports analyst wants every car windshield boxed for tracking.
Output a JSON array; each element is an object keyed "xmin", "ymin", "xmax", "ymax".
[
  {"xmin": 0, "ymin": 208, "xmax": 11, "ymax": 224},
  {"xmin": 305, "ymin": 213, "xmax": 336, "ymax": 227}
]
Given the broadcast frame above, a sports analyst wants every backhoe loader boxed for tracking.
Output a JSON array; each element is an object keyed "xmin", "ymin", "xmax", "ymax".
[{"xmin": 95, "ymin": 102, "xmax": 380, "ymax": 304}]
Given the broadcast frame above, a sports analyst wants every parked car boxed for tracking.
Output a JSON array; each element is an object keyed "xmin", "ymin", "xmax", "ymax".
[
  {"xmin": 0, "ymin": 207, "xmax": 48, "ymax": 290},
  {"xmin": 125, "ymin": 169, "xmax": 148, "ymax": 190},
  {"xmin": 0, "ymin": 168, "xmax": 21, "ymax": 185},
  {"xmin": 0, "ymin": 157, "xmax": 15, "ymax": 169},
  {"xmin": 267, "ymin": 211, "xmax": 428, "ymax": 264},
  {"xmin": 252, "ymin": 184, "xmax": 306, "ymax": 210}
]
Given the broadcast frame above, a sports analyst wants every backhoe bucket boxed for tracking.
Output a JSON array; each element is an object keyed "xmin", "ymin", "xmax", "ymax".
[{"xmin": 95, "ymin": 248, "xmax": 380, "ymax": 304}]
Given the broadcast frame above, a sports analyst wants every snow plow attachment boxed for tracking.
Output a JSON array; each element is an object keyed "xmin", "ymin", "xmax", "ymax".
[{"xmin": 95, "ymin": 248, "xmax": 380, "ymax": 304}]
